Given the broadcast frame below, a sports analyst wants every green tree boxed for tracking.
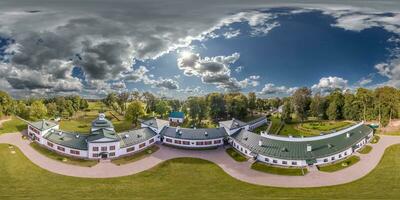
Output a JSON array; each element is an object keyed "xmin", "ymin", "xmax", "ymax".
[
  {"xmin": 310, "ymin": 92, "xmax": 327, "ymax": 119},
  {"xmin": 291, "ymin": 87, "xmax": 311, "ymax": 121},
  {"xmin": 155, "ymin": 100, "xmax": 171, "ymax": 118},
  {"xmin": 142, "ymin": 92, "xmax": 157, "ymax": 114},
  {"xmin": 206, "ymin": 93, "xmax": 226, "ymax": 121},
  {"xmin": 185, "ymin": 96, "xmax": 208, "ymax": 123},
  {"xmin": 125, "ymin": 101, "xmax": 145, "ymax": 126},
  {"xmin": 46, "ymin": 102, "xmax": 58, "ymax": 118},
  {"xmin": 326, "ymin": 89, "xmax": 344, "ymax": 120},
  {"xmin": 248, "ymin": 92, "xmax": 257, "ymax": 116},
  {"xmin": 224, "ymin": 93, "xmax": 248, "ymax": 119},
  {"xmin": 0, "ymin": 90, "xmax": 13, "ymax": 116},
  {"xmin": 281, "ymin": 100, "xmax": 292, "ymax": 123},
  {"xmin": 355, "ymin": 88, "xmax": 374, "ymax": 121},
  {"xmin": 30, "ymin": 101, "xmax": 48, "ymax": 120}
]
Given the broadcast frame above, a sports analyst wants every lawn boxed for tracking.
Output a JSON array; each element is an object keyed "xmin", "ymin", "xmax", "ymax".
[
  {"xmin": 358, "ymin": 145, "xmax": 373, "ymax": 154},
  {"xmin": 29, "ymin": 142, "xmax": 98, "ymax": 167},
  {"xmin": 371, "ymin": 135, "xmax": 380, "ymax": 144},
  {"xmin": 0, "ymin": 144, "xmax": 399, "ymax": 199},
  {"xmin": 278, "ymin": 120, "xmax": 353, "ymax": 137},
  {"xmin": 252, "ymin": 124, "xmax": 269, "ymax": 134},
  {"xmin": 318, "ymin": 156, "xmax": 360, "ymax": 172},
  {"xmin": 111, "ymin": 145, "xmax": 159, "ymax": 165},
  {"xmin": 59, "ymin": 101, "xmax": 133, "ymax": 133},
  {"xmin": 0, "ymin": 117, "xmax": 26, "ymax": 134},
  {"xmin": 251, "ymin": 162, "xmax": 307, "ymax": 176},
  {"xmin": 225, "ymin": 147, "xmax": 248, "ymax": 162}
]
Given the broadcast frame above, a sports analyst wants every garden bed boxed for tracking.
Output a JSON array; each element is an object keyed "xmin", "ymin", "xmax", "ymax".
[
  {"xmin": 251, "ymin": 162, "xmax": 307, "ymax": 176},
  {"xmin": 318, "ymin": 156, "xmax": 360, "ymax": 172},
  {"xmin": 225, "ymin": 147, "xmax": 248, "ymax": 162}
]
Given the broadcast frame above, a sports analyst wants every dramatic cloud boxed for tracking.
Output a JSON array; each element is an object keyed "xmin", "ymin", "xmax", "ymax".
[
  {"xmin": 375, "ymin": 59, "xmax": 400, "ymax": 87},
  {"xmin": 311, "ymin": 76, "xmax": 348, "ymax": 93},
  {"xmin": 177, "ymin": 52, "xmax": 258, "ymax": 91},
  {"xmin": 259, "ymin": 83, "xmax": 297, "ymax": 95}
]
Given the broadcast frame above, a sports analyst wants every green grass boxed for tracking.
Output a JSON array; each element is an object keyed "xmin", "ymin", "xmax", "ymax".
[
  {"xmin": 252, "ymin": 124, "xmax": 269, "ymax": 134},
  {"xmin": 111, "ymin": 145, "xmax": 159, "ymax": 165},
  {"xmin": 318, "ymin": 156, "xmax": 360, "ymax": 172},
  {"xmin": 225, "ymin": 148, "xmax": 248, "ymax": 162},
  {"xmin": 371, "ymin": 135, "xmax": 380, "ymax": 144},
  {"xmin": 0, "ymin": 117, "xmax": 26, "ymax": 134},
  {"xmin": 278, "ymin": 120, "xmax": 353, "ymax": 137},
  {"xmin": 0, "ymin": 144, "xmax": 400, "ymax": 199},
  {"xmin": 29, "ymin": 142, "xmax": 98, "ymax": 167},
  {"xmin": 251, "ymin": 162, "xmax": 307, "ymax": 176},
  {"xmin": 358, "ymin": 145, "xmax": 373, "ymax": 154},
  {"xmin": 382, "ymin": 130, "xmax": 400, "ymax": 136},
  {"xmin": 268, "ymin": 116, "xmax": 282, "ymax": 134}
]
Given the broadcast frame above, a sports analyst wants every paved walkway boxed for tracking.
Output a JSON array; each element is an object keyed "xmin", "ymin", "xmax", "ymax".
[{"xmin": 0, "ymin": 132, "xmax": 399, "ymax": 188}]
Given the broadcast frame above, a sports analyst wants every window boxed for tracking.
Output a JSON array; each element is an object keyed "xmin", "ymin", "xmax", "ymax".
[
  {"xmin": 344, "ymin": 152, "xmax": 347, "ymax": 156},
  {"xmin": 149, "ymin": 138, "xmax": 154, "ymax": 143},
  {"xmin": 245, "ymin": 150, "xmax": 247, "ymax": 154},
  {"xmin": 292, "ymin": 161, "xmax": 297, "ymax": 165},
  {"xmin": 70, "ymin": 150, "xmax": 80, "ymax": 155},
  {"xmin": 282, "ymin": 161, "xmax": 287, "ymax": 165},
  {"xmin": 101, "ymin": 146, "xmax": 107, "ymax": 151},
  {"xmin": 36, "ymin": 137, "xmax": 40, "ymax": 142},
  {"xmin": 109, "ymin": 146, "xmax": 115, "ymax": 150},
  {"xmin": 324, "ymin": 159, "xmax": 328, "ymax": 162},
  {"xmin": 331, "ymin": 157, "xmax": 335, "ymax": 161},
  {"xmin": 174, "ymin": 140, "xmax": 182, "ymax": 144},
  {"xmin": 93, "ymin": 147, "xmax": 99, "ymax": 151},
  {"xmin": 214, "ymin": 140, "xmax": 222, "ymax": 144},
  {"xmin": 273, "ymin": 160, "xmax": 278, "ymax": 164},
  {"xmin": 338, "ymin": 154, "xmax": 342, "ymax": 158},
  {"xmin": 127, "ymin": 146, "xmax": 135, "ymax": 152},
  {"xmin": 182, "ymin": 141, "xmax": 190, "ymax": 145},
  {"xmin": 265, "ymin": 158, "xmax": 269, "ymax": 162},
  {"xmin": 139, "ymin": 143, "xmax": 145, "ymax": 148},
  {"xmin": 57, "ymin": 146, "xmax": 65, "ymax": 152},
  {"xmin": 93, "ymin": 153, "xmax": 99, "ymax": 157},
  {"xmin": 196, "ymin": 141, "xmax": 204, "ymax": 145},
  {"xmin": 166, "ymin": 138, "xmax": 172, "ymax": 143},
  {"xmin": 204, "ymin": 141, "xmax": 212, "ymax": 145},
  {"xmin": 240, "ymin": 147, "xmax": 243, "ymax": 152},
  {"xmin": 47, "ymin": 142, "xmax": 54, "ymax": 147},
  {"xmin": 109, "ymin": 152, "xmax": 115, "ymax": 157}
]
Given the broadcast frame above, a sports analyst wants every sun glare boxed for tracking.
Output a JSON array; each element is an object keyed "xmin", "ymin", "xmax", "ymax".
[{"xmin": 180, "ymin": 50, "xmax": 193, "ymax": 59}]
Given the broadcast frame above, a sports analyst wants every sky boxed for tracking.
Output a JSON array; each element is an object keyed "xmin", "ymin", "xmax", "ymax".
[{"xmin": 0, "ymin": 0, "xmax": 400, "ymax": 99}]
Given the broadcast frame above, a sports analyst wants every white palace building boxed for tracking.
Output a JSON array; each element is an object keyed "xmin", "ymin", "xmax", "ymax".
[{"xmin": 26, "ymin": 114, "xmax": 373, "ymax": 167}]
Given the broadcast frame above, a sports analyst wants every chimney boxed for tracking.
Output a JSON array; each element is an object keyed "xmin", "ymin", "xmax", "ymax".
[
  {"xmin": 204, "ymin": 131, "xmax": 208, "ymax": 136},
  {"xmin": 346, "ymin": 133, "xmax": 350, "ymax": 138},
  {"xmin": 258, "ymin": 140, "xmax": 263, "ymax": 147},
  {"xmin": 306, "ymin": 144, "xmax": 312, "ymax": 152}
]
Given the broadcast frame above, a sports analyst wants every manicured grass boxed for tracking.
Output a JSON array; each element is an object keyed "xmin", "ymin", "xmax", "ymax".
[
  {"xmin": 382, "ymin": 130, "xmax": 400, "ymax": 136},
  {"xmin": 29, "ymin": 142, "xmax": 98, "ymax": 167},
  {"xmin": 252, "ymin": 124, "xmax": 269, "ymax": 134},
  {"xmin": 0, "ymin": 144, "xmax": 400, "ymax": 199},
  {"xmin": 111, "ymin": 145, "xmax": 159, "ymax": 165},
  {"xmin": 0, "ymin": 117, "xmax": 26, "ymax": 134},
  {"xmin": 251, "ymin": 162, "xmax": 307, "ymax": 176},
  {"xmin": 300, "ymin": 121, "xmax": 352, "ymax": 132},
  {"xmin": 279, "ymin": 120, "xmax": 353, "ymax": 137},
  {"xmin": 318, "ymin": 156, "xmax": 360, "ymax": 172},
  {"xmin": 371, "ymin": 135, "xmax": 380, "ymax": 144},
  {"xmin": 225, "ymin": 147, "xmax": 248, "ymax": 162},
  {"xmin": 268, "ymin": 116, "xmax": 282, "ymax": 134},
  {"xmin": 358, "ymin": 145, "xmax": 373, "ymax": 154}
]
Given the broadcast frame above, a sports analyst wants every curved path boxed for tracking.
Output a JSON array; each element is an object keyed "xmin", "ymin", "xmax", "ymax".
[{"xmin": 0, "ymin": 132, "xmax": 399, "ymax": 188}]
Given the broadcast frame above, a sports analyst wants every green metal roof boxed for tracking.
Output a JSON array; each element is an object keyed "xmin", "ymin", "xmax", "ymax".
[
  {"xmin": 91, "ymin": 115, "xmax": 114, "ymax": 130},
  {"xmin": 231, "ymin": 124, "xmax": 373, "ymax": 160},
  {"xmin": 43, "ymin": 130, "xmax": 88, "ymax": 150},
  {"xmin": 118, "ymin": 128, "xmax": 157, "ymax": 148},
  {"xmin": 169, "ymin": 111, "xmax": 185, "ymax": 118},
  {"xmin": 87, "ymin": 128, "xmax": 119, "ymax": 142},
  {"xmin": 161, "ymin": 127, "xmax": 227, "ymax": 140},
  {"xmin": 29, "ymin": 120, "xmax": 58, "ymax": 131},
  {"xmin": 141, "ymin": 118, "xmax": 169, "ymax": 129}
]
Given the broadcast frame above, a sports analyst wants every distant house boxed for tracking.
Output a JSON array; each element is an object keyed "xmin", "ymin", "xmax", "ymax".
[{"xmin": 169, "ymin": 111, "xmax": 185, "ymax": 123}]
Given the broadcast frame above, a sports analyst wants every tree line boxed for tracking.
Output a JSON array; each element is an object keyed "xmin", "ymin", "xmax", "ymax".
[{"xmin": 0, "ymin": 91, "xmax": 89, "ymax": 121}]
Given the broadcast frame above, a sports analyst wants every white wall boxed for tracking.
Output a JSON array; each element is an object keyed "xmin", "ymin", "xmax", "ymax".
[
  {"xmin": 169, "ymin": 117, "xmax": 183, "ymax": 123},
  {"xmin": 33, "ymin": 136, "xmax": 88, "ymax": 159},
  {"xmin": 118, "ymin": 135, "xmax": 158, "ymax": 156},
  {"xmin": 163, "ymin": 136, "xmax": 223, "ymax": 148},
  {"xmin": 88, "ymin": 141, "xmax": 121, "ymax": 159}
]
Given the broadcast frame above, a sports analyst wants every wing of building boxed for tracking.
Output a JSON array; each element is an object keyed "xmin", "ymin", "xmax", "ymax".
[{"xmin": 25, "ymin": 114, "xmax": 373, "ymax": 167}]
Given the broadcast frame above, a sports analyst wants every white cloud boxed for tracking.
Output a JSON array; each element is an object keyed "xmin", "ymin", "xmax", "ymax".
[
  {"xmin": 311, "ymin": 76, "xmax": 348, "ymax": 93},
  {"xmin": 259, "ymin": 83, "xmax": 297, "ymax": 95},
  {"xmin": 223, "ymin": 29, "xmax": 240, "ymax": 39}
]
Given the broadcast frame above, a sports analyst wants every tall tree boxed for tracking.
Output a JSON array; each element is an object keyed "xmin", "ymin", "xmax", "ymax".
[
  {"xmin": 0, "ymin": 90, "xmax": 13, "ymax": 116},
  {"xmin": 310, "ymin": 92, "xmax": 327, "ymax": 120},
  {"xmin": 206, "ymin": 93, "xmax": 226, "ymax": 121},
  {"xmin": 291, "ymin": 87, "xmax": 311, "ymax": 121},
  {"xmin": 248, "ymin": 92, "xmax": 257, "ymax": 116},
  {"xmin": 155, "ymin": 100, "xmax": 171, "ymax": 118},
  {"xmin": 30, "ymin": 101, "xmax": 48, "ymax": 120},
  {"xmin": 326, "ymin": 89, "xmax": 344, "ymax": 120},
  {"xmin": 185, "ymin": 96, "xmax": 208, "ymax": 123},
  {"xmin": 355, "ymin": 88, "xmax": 374, "ymax": 121},
  {"xmin": 125, "ymin": 101, "xmax": 145, "ymax": 126},
  {"xmin": 142, "ymin": 92, "xmax": 157, "ymax": 114},
  {"xmin": 224, "ymin": 93, "xmax": 248, "ymax": 119},
  {"xmin": 281, "ymin": 100, "xmax": 292, "ymax": 123}
]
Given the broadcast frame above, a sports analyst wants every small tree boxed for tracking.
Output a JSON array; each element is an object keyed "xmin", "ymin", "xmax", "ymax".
[
  {"xmin": 125, "ymin": 101, "xmax": 145, "ymax": 126},
  {"xmin": 30, "ymin": 101, "xmax": 48, "ymax": 120},
  {"xmin": 155, "ymin": 100, "xmax": 170, "ymax": 118}
]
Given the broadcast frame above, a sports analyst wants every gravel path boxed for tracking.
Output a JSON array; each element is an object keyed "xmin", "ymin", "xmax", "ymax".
[{"xmin": 0, "ymin": 132, "xmax": 399, "ymax": 188}]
